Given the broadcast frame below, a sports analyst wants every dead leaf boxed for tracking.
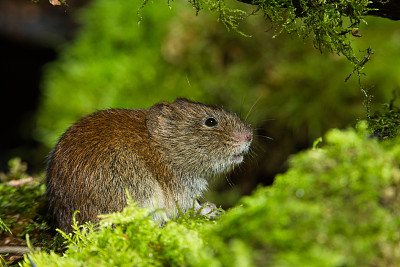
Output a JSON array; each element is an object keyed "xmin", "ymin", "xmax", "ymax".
[
  {"xmin": 7, "ymin": 177, "xmax": 33, "ymax": 187},
  {"xmin": 49, "ymin": 0, "xmax": 62, "ymax": 6},
  {"xmin": 351, "ymin": 29, "xmax": 362, "ymax": 37}
]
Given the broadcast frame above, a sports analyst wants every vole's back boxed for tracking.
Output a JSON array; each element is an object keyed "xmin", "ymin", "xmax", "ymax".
[{"xmin": 46, "ymin": 109, "xmax": 168, "ymax": 232}]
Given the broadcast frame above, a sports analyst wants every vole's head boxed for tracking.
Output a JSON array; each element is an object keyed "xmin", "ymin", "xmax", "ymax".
[{"xmin": 146, "ymin": 98, "xmax": 253, "ymax": 176}]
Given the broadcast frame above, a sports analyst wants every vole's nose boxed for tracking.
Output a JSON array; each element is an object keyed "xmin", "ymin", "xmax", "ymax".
[
  {"xmin": 244, "ymin": 132, "xmax": 253, "ymax": 142},
  {"xmin": 234, "ymin": 129, "xmax": 253, "ymax": 143}
]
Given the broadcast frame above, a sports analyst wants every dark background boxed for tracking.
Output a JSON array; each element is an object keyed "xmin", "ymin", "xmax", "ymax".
[{"xmin": 0, "ymin": 0, "xmax": 78, "ymax": 172}]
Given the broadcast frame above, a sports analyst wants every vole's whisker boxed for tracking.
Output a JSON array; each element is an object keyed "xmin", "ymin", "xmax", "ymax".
[
  {"xmin": 225, "ymin": 174, "xmax": 235, "ymax": 188},
  {"xmin": 245, "ymin": 96, "xmax": 262, "ymax": 122},
  {"xmin": 257, "ymin": 135, "xmax": 274, "ymax": 141}
]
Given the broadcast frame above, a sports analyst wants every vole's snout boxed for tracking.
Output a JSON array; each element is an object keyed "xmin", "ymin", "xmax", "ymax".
[
  {"xmin": 243, "ymin": 131, "xmax": 253, "ymax": 143},
  {"xmin": 234, "ymin": 128, "xmax": 253, "ymax": 144},
  {"xmin": 230, "ymin": 128, "xmax": 252, "ymax": 164},
  {"xmin": 230, "ymin": 127, "xmax": 253, "ymax": 164}
]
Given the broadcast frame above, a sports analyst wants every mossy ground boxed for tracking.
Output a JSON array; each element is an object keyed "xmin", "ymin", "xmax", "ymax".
[
  {"xmin": 0, "ymin": 159, "xmax": 64, "ymax": 267},
  {"xmin": 2, "ymin": 123, "xmax": 400, "ymax": 266}
]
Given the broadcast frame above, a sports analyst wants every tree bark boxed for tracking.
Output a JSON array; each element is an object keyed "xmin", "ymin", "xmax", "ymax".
[
  {"xmin": 236, "ymin": 0, "xmax": 400, "ymax": 21},
  {"xmin": 368, "ymin": 0, "xmax": 400, "ymax": 20}
]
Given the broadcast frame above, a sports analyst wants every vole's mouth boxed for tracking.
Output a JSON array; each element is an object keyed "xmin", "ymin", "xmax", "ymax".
[
  {"xmin": 231, "ymin": 141, "xmax": 251, "ymax": 164},
  {"xmin": 232, "ymin": 153, "xmax": 244, "ymax": 163}
]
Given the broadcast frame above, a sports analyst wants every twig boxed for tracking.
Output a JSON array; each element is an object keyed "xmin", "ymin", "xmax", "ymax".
[{"xmin": 344, "ymin": 48, "xmax": 372, "ymax": 82}]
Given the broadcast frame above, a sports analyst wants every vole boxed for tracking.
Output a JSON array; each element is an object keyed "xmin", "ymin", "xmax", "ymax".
[{"xmin": 46, "ymin": 98, "xmax": 253, "ymax": 233}]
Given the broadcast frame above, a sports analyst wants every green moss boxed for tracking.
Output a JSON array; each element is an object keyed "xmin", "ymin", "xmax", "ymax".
[
  {"xmin": 210, "ymin": 122, "xmax": 400, "ymax": 266},
  {"xmin": 0, "ymin": 218, "xmax": 11, "ymax": 234},
  {"xmin": 185, "ymin": 0, "xmax": 248, "ymax": 34},
  {"xmin": 23, "ymin": 124, "xmax": 400, "ymax": 266},
  {"xmin": 24, "ymin": 202, "xmax": 217, "ymax": 267},
  {"xmin": 368, "ymin": 95, "xmax": 400, "ymax": 139},
  {"xmin": 48, "ymin": 0, "xmax": 372, "ymax": 65},
  {"xmin": 168, "ymin": 0, "xmax": 372, "ymax": 65},
  {"xmin": 0, "ymin": 168, "xmax": 45, "ymax": 226},
  {"xmin": 0, "ymin": 158, "xmax": 63, "ymax": 265}
]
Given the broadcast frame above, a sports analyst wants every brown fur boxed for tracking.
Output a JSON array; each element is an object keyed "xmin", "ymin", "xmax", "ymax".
[{"xmin": 46, "ymin": 98, "xmax": 252, "ymax": 232}]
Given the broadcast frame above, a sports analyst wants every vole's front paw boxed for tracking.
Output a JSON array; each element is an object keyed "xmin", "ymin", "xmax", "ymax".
[{"xmin": 198, "ymin": 201, "xmax": 223, "ymax": 218}]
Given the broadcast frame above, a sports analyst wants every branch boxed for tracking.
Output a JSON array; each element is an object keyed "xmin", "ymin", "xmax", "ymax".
[
  {"xmin": 236, "ymin": 0, "xmax": 400, "ymax": 20},
  {"xmin": 368, "ymin": 0, "xmax": 400, "ymax": 20}
]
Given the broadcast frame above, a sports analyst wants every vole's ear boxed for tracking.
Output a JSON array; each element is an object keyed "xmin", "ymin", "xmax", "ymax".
[
  {"xmin": 173, "ymin": 98, "xmax": 199, "ymax": 109},
  {"xmin": 146, "ymin": 102, "xmax": 175, "ymax": 135},
  {"xmin": 173, "ymin": 97, "xmax": 192, "ymax": 105}
]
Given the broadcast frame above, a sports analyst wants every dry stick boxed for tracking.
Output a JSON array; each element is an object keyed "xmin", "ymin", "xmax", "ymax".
[
  {"xmin": 0, "ymin": 246, "xmax": 31, "ymax": 255},
  {"xmin": 344, "ymin": 48, "xmax": 372, "ymax": 82}
]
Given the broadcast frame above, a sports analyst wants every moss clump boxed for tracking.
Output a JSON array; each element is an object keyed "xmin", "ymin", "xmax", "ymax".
[
  {"xmin": 0, "ymin": 159, "xmax": 45, "ymax": 229},
  {"xmin": 157, "ymin": 0, "xmax": 372, "ymax": 66},
  {"xmin": 368, "ymin": 97, "xmax": 400, "ymax": 139},
  {"xmin": 24, "ymin": 202, "xmax": 219, "ymax": 267},
  {"xmin": 23, "ymin": 123, "xmax": 400, "ymax": 266},
  {"xmin": 56, "ymin": 0, "xmax": 374, "ymax": 65},
  {"xmin": 210, "ymin": 122, "xmax": 400, "ymax": 266},
  {"xmin": 0, "ymin": 159, "xmax": 62, "ymax": 266}
]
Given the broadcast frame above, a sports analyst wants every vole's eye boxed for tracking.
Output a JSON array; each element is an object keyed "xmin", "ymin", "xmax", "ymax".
[{"xmin": 205, "ymin": 117, "xmax": 218, "ymax": 127}]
